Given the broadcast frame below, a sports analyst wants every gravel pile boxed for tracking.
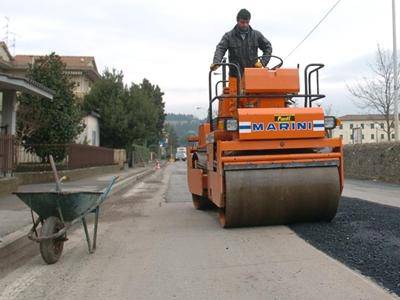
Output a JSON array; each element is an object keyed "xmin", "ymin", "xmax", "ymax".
[{"xmin": 290, "ymin": 197, "xmax": 400, "ymax": 295}]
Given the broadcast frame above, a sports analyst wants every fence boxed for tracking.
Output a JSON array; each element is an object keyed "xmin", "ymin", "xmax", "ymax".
[
  {"xmin": 16, "ymin": 143, "xmax": 116, "ymax": 171},
  {"xmin": 68, "ymin": 144, "xmax": 115, "ymax": 169},
  {"xmin": 114, "ymin": 149, "xmax": 127, "ymax": 168},
  {"xmin": 0, "ymin": 135, "xmax": 16, "ymax": 176},
  {"xmin": 17, "ymin": 145, "xmax": 43, "ymax": 164}
]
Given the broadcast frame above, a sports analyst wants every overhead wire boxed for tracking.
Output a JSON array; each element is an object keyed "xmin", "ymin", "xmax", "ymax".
[{"xmin": 285, "ymin": 0, "xmax": 343, "ymax": 60}]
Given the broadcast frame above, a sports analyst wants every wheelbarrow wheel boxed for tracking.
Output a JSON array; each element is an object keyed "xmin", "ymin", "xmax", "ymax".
[{"xmin": 40, "ymin": 216, "xmax": 65, "ymax": 264}]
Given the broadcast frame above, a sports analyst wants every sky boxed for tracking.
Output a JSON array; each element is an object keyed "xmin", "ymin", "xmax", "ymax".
[{"xmin": 1, "ymin": 0, "xmax": 397, "ymax": 118}]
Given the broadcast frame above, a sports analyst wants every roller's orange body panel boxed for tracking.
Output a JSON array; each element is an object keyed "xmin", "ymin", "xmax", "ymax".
[
  {"xmin": 187, "ymin": 66, "xmax": 343, "ymax": 212},
  {"xmin": 243, "ymin": 68, "xmax": 300, "ymax": 93}
]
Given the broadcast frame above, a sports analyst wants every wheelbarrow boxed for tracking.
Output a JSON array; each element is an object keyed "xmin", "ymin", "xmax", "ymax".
[{"xmin": 14, "ymin": 156, "xmax": 118, "ymax": 264}]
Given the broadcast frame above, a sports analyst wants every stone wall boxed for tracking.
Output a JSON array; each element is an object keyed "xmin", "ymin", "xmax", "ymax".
[
  {"xmin": 344, "ymin": 142, "xmax": 400, "ymax": 183},
  {"xmin": 0, "ymin": 177, "xmax": 19, "ymax": 197},
  {"xmin": 15, "ymin": 164, "xmax": 120, "ymax": 185}
]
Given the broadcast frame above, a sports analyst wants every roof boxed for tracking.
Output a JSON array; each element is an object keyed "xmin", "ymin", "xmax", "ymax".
[
  {"xmin": 0, "ymin": 72, "xmax": 54, "ymax": 99},
  {"xmin": 339, "ymin": 114, "xmax": 400, "ymax": 121},
  {"xmin": 12, "ymin": 55, "xmax": 101, "ymax": 81},
  {"xmin": 0, "ymin": 41, "xmax": 13, "ymax": 61}
]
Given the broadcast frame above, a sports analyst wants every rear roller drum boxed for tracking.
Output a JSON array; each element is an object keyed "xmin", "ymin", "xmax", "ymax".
[{"xmin": 222, "ymin": 167, "xmax": 341, "ymax": 228}]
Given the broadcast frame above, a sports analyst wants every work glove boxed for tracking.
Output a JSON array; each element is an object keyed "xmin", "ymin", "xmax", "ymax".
[
  {"xmin": 210, "ymin": 63, "xmax": 219, "ymax": 71},
  {"xmin": 254, "ymin": 61, "xmax": 263, "ymax": 68}
]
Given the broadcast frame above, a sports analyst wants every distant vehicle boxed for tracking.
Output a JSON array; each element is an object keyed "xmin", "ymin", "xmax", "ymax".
[{"xmin": 175, "ymin": 147, "xmax": 187, "ymax": 161}]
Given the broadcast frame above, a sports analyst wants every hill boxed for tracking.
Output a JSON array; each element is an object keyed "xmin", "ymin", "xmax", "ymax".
[{"xmin": 165, "ymin": 113, "xmax": 204, "ymax": 146}]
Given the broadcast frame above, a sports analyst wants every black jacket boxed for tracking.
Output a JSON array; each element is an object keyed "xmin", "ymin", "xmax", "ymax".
[{"xmin": 212, "ymin": 25, "xmax": 272, "ymax": 77}]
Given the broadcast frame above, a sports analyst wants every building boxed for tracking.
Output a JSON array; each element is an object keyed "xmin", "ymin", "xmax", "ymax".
[
  {"xmin": 0, "ymin": 44, "xmax": 54, "ymax": 176},
  {"xmin": 333, "ymin": 114, "xmax": 397, "ymax": 144},
  {"xmin": 11, "ymin": 55, "xmax": 100, "ymax": 103},
  {"xmin": 76, "ymin": 111, "xmax": 100, "ymax": 146},
  {"xmin": 0, "ymin": 42, "xmax": 101, "ymax": 146}
]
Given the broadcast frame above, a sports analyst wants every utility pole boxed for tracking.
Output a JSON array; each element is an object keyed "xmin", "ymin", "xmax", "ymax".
[{"xmin": 393, "ymin": 0, "xmax": 400, "ymax": 141}]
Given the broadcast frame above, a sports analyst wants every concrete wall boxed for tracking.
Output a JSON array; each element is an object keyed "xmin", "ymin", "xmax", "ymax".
[
  {"xmin": 114, "ymin": 149, "xmax": 127, "ymax": 168},
  {"xmin": 0, "ymin": 177, "xmax": 18, "ymax": 197},
  {"xmin": 15, "ymin": 164, "xmax": 120, "ymax": 185},
  {"xmin": 344, "ymin": 142, "xmax": 400, "ymax": 183}
]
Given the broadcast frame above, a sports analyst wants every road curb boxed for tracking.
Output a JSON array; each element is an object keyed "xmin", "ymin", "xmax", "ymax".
[
  {"xmin": 110, "ymin": 167, "xmax": 157, "ymax": 194},
  {"xmin": 0, "ymin": 163, "xmax": 163, "ymax": 277}
]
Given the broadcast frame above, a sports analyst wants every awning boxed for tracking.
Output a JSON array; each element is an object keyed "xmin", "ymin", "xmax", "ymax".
[{"xmin": 0, "ymin": 72, "xmax": 54, "ymax": 99}]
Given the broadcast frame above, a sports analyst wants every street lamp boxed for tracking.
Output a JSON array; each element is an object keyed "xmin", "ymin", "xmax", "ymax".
[
  {"xmin": 196, "ymin": 106, "xmax": 208, "ymax": 120},
  {"xmin": 393, "ymin": 0, "xmax": 399, "ymax": 141}
]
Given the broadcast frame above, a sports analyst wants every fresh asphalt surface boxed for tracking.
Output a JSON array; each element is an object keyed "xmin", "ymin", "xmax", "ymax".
[
  {"xmin": 291, "ymin": 197, "xmax": 400, "ymax": 295},
  {"xmin": 0, "ymin": 162, "xmax": 397, "ymax": 299}
]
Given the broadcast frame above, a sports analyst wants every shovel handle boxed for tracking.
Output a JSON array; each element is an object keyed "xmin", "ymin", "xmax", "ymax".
[{"xmin": 49, "ymin": 155, "xmax": 62, "ymax": 192}]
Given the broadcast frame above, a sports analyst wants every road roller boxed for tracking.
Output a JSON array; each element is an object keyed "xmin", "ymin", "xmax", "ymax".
[{"xmin": 187, "ymin": 55, "xmax": 343, "ymax": 228}]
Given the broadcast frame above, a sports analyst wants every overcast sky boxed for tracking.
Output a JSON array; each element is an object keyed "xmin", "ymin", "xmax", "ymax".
[{"xmin": 1, "ymin": 0, "xmax": 397, "ymax": 117}]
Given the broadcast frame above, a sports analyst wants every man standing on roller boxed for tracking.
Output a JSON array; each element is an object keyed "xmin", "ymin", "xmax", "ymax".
[{"xmin": 211, "ymin": 8, "xmax": 273, "ymax": 77}]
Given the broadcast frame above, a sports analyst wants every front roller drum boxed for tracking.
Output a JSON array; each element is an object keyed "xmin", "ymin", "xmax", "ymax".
[{"xmin": 220, "ymin": 167, "xmax": 341, "ymax": 228}]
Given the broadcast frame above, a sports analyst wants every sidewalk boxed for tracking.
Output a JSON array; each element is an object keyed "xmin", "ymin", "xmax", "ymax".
[
  {"xmin": 343, "ymin": 178, "xmax": 400, "ymax": 208},
  {"xmin": 0, "ymin": 164, "xmax": 155, "ymax": 240}
]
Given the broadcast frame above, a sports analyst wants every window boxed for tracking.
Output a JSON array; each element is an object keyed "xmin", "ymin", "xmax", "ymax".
[
  {"xmin": 371, "ymin": 134, "xmax": 375, "ymax": 140},
  {"xmin": 340, "ymin": 134, "xmax": 343, "ymax": 139},
  {"xmin": 350, "ymin": 123, "xmax": 354, "ymax": 129},
  {"xmin": 380, "ymin": 123, "xmax": 384, "ymax": 129},
  {"xmin": 350, "ymin": 134, "xmax": 354, "ymax": 140},
  {"xmin": 362, "ymin": 134, "xmax": 365, "ymax": 140},
  {"xmin": 381, "ymin": 134, "xmax": 385, "ymax": 140},
  {"xmin": 361, "ymin": 123, "xmax": 364, "ymax": 129},
  {"xmin": 339, "ymin": 125, "xmax": 343, "ymax": 130},
  {"xmin": 392, "ymin": 134, "xmax": 395, "ymax": 139},
  {"xmin": 92, "ymin": 130, "xmax": 97, "ymax": 146},
  {"xmin": 371, "ymin": 123, "xmax": 375, "ymax": 129}
]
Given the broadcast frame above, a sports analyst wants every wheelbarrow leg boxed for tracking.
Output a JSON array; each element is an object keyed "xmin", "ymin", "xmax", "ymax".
[
  {"xmin": 92, "ymin": 206, "xmax": 100, "ymax": 252},
  {"xmin": 82, "ymin": 217, "xmax": 93, "ymax": 254}
]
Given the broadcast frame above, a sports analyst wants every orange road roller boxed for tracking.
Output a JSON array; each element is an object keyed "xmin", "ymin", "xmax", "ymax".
[{"xmin": 187, "ymin": 56, "xmax": 343, "ymax": 228}]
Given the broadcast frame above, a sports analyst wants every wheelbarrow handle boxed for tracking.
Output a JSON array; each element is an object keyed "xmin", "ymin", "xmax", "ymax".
[{"xmin": 96, "ymin": 176, "xmax": 118, "ymax": 207}]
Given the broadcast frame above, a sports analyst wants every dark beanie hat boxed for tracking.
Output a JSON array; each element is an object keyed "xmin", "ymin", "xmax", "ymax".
[{"xmin": 237, "ymin": 9, "xmax": 251, "ymax": 21}]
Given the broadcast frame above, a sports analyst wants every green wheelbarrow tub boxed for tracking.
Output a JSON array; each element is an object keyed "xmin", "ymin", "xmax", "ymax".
[
  {"xmin": 13, "ymin": 176, "xmax": 118, "ymax": 264},
  {"xmin": 15, "ymin": 191, "xmax": 103, "ymax": 222}
]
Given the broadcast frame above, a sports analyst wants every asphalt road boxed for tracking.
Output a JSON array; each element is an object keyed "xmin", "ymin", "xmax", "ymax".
[{"xmin": 0, "ymin": 162, "xmax": 396, "ymax": 300}]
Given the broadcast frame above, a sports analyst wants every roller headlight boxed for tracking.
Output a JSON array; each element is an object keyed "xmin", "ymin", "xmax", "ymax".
[
  {"xmin": 324, "ymin": 116, "xmax": 337, "ymax": 129},
  {"xmin": 225, "ymin": 119, "xmax": 238, "ymax": 131}
]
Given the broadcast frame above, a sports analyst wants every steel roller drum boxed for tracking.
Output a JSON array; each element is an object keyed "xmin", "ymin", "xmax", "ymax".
[{"xmin": 220, "ymin": 166, "xmax": 341, "ymax": 228}]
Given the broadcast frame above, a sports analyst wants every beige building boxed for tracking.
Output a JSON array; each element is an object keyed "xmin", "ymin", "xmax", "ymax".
[
  {"xmin": 333, "ymin": 114, "xmax": 396, "ymax": 144},
  {"xmin": 11, "ymin": 55, "xmax": 100, "ymax": 102},
  {"xmin": 0, "ymin": 42, "xmax": 101, "ymax": 146}
]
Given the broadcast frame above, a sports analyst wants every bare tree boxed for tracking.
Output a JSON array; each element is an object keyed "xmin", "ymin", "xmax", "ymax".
[{"xmin": 348, "ymin": 45, "xmax": 397, "ymax": 141}]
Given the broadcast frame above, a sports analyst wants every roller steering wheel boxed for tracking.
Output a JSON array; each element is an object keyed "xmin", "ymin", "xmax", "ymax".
[{"xmin": 258, "ymin": 55, "xmax": 284, "ymax": 70}]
